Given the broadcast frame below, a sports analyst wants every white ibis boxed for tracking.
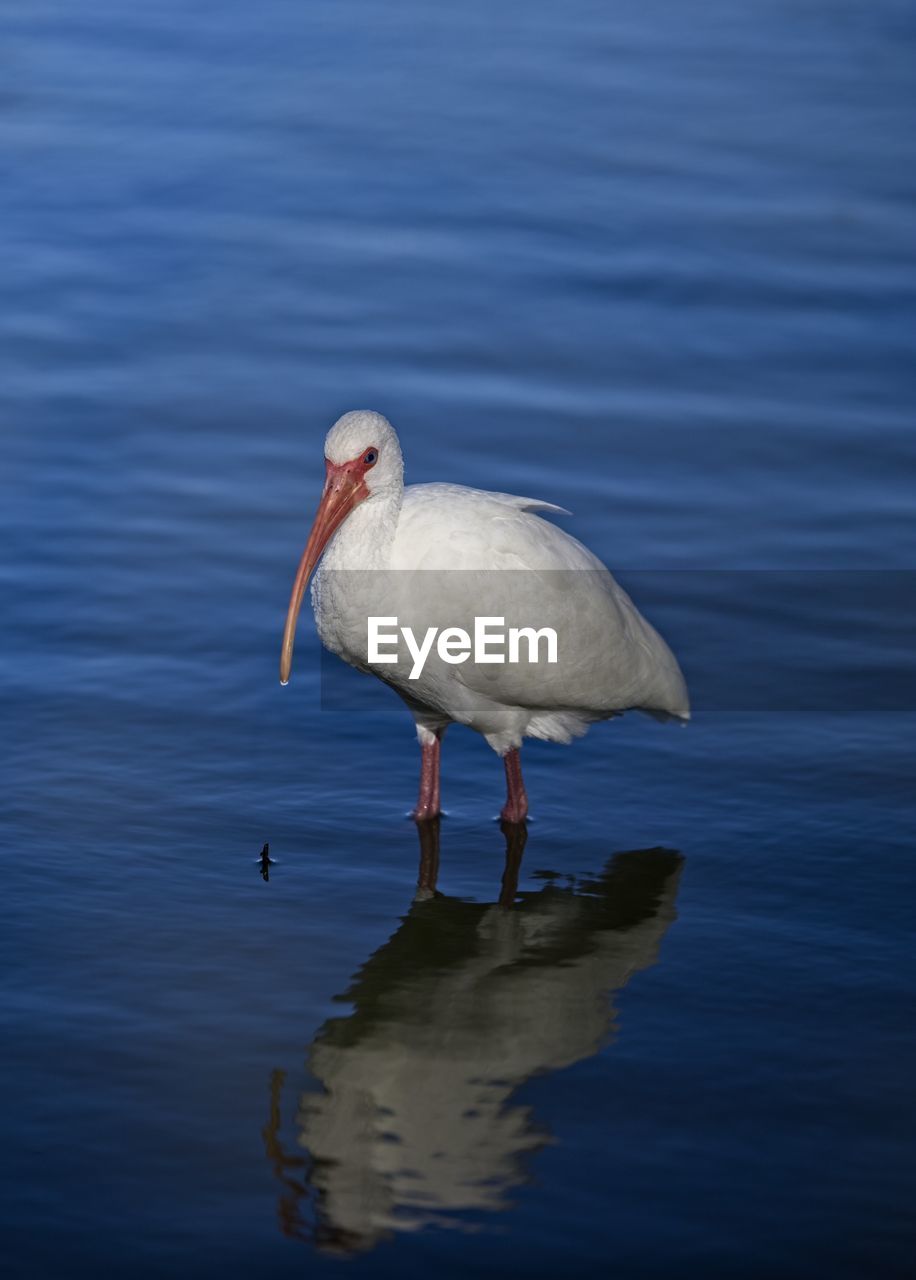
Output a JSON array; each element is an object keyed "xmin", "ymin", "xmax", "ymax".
[{"xmin": 280, "ymin": 410, "xmax": 689, "ymax": 821}]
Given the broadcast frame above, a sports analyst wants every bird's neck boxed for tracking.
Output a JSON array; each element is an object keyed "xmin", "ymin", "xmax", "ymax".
[{"xmin": 323, "ymin": 486, "xmax": 402, "ymax": 571}]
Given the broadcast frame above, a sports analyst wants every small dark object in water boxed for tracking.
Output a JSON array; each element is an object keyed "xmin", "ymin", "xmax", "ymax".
[{"xmin": 257, "ymin": 842, "xmax": 275, "ymax": 882}]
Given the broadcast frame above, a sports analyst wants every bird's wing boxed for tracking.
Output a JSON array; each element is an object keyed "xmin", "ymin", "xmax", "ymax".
[
  {"xmin": 386, "ymin": 484, "xmax": 689, "ymax": 720},
  {"xmin": 393, "ymin": 484, "xmax": 586, "ymax": 572},
  {"xmin": 402, "ymin": 482, "xmax": 570, "ymax": 520},
  {"xmin": 483, "ymin": 490, "xmax": 572, "ymax": 517}
]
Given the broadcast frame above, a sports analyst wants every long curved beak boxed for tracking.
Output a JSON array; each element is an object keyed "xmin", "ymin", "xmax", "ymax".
[{"xmin": 280, "ymin": 460, "xmax": 368, "ymax": 685}]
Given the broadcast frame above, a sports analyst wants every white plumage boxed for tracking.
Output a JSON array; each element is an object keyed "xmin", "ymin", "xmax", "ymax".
[{"xmin": 281, "ymin": 410, "xmax": 689, "ymax": 819}]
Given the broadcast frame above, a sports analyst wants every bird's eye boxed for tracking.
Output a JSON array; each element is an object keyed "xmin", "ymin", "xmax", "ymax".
[{"xmin": 362, "ymin": 449, "xmax": 378, "ymax": 467}]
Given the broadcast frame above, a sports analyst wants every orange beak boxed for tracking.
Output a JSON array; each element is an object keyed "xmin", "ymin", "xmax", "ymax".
[{"xmin": 280, "ymin": 459, "xmax": 369, "ymax": 685}]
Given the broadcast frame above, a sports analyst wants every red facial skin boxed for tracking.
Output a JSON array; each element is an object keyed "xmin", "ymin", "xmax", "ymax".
[{"xmin": 280, "ymin": 449, "xmax": 378, "ymax": 684}]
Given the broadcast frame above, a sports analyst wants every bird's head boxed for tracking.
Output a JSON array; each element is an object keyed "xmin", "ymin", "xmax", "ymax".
[{"xmin": 280, "ymin": 410, "xmax": 403, "ymax": 685}]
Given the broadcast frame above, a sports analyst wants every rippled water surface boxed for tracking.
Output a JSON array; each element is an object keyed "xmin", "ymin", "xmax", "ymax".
[{"xmin": 3, "ymin": 2, "xmax": 915, "ymax": 1277}]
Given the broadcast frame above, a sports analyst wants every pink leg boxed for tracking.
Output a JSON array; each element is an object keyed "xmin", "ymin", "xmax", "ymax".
[
  {"xmin": 414, "ymin": 732, "xmax": 442, "ymax": 821},
  {"xmin": 501, "ymin": 748, "xmax": 528, "ymax": 824}
]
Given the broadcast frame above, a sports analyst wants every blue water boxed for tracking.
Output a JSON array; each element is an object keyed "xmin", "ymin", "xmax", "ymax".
[{"xmin": 2, "ymin": 2, "xmax": 915, "ymax": 1276}]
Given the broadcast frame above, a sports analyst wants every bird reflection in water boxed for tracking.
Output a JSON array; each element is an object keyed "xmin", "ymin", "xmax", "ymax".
[{"xmin": 263, "ymin": 821, "xmax": 683, "ymax": 1254}]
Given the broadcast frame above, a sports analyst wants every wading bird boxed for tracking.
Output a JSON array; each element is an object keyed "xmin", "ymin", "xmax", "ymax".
[{"xmin": 280, "ymin": 411, "xmax": 689, "ymax": 821}]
